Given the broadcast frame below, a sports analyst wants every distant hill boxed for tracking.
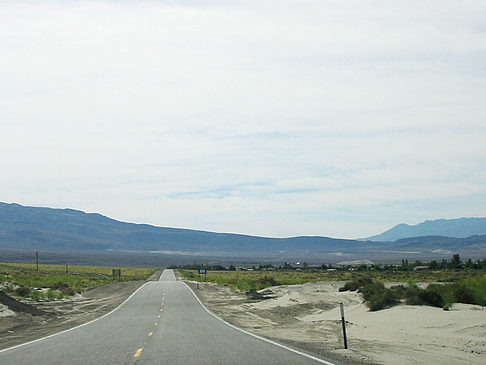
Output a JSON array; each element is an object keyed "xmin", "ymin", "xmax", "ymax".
[
  {"xmin": 1, "ymin": 202, "xmax": 485, "ymax": 263},
  {"xmin": 365, "ymin": 218, "xmax": 486, "ymax": 242},
  {"xmin": 0, "ymin": 202, "xmax": 361, "ymax": 257}
]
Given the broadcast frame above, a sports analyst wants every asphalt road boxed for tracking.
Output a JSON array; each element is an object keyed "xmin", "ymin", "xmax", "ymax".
[{"xmin": 0, "ymin": 270, "xmax": 336, "ymax": 364}]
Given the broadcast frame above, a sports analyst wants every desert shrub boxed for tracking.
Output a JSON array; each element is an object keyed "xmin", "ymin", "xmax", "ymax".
[
  {"xmin": 339, "ymin": 282, "xmax": 356, "ymax": 292},
  {"xmin": 451, "ymin": 283, "xmax": 475, "ymax": 304},
  {"xmin": 368, "ymin": 287, "xmax": 398, "ymax": 311},
  {"xmin": 339, "ymin": 276, "xmax": 373, "ymax": 292},
  {"xmin": 361, "ymin": 281, "xmax": 399, "ymax": 311},
  {"xmin": 51, "ymin": 281, "xmax": 69, "ymax": 290},
  {"xmin": 389, "ymin": 284, "xmax": 407, "ymax": 298},
  {"xmin": 461, "ymin": 276, "xmax": 486, "ymax": 306},
  {"xmin": 359, "ymin": 281, "xmax": 385, "ymax": 300},
  {"xmin": 47, "ymin": 289, "xmax": 64, "ymax": 300},
  {"xmin": 178, "ymin": 268, "xmax": 486, "ymax": 304},
  {"xmin": 254, "ymin": 275, "xmax": 280, "ymax": 290},
  {"xmin": 403, "ymin": 283, "xmax": 444, "ymax": 307},
  {"xmin": 61, "ymin": 287, "xmax": 75, "ymax": 296},
  {"xmin": 15, "ymin": 286, "xmax": 31, "ymax": 297},
  {"xmin": 404, "ymin": 282, "xmax": 422, "ymax": 305},
  {"xmin": 30, "ymin": 290, "xmax": 44, "ymax": 301},
  {"xmin": 340, "ymin": 278, "xmax": 398, "ymax": 311},
  {"xmin": 419, "ymin": 288, "xmax": 444, "ymax": 307}
]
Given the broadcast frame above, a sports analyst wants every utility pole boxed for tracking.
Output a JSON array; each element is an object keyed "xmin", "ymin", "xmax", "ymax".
[{"xmin": 36, "ymin": 251, "xmax": 39, "ymax": 271}]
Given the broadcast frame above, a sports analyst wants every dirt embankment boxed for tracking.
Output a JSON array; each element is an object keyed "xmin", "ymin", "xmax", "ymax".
[
  {"xmin": 0, "ymin": 270, "xmax": 161, "ymax": 350},
  {"xmin": 187, "ymin": 280, "xmax": 486, "ymax": 365}
]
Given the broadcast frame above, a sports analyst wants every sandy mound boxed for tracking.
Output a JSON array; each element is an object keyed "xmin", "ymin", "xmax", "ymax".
[
  {"xmin": 0, "ymin": 291, "xmax": 46, "ymax": 316},
  {"xmin": 0, "ymin": 303, "xmax": 15, "ymax": 317}
]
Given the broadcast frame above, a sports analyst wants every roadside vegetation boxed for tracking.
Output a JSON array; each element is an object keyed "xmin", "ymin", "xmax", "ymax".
[
  {"xmin": 339, "ymin": 276, "xmax": 486, "ymax": 311},
  {"xmin": 0, "ymin": 262, "xmax": 155, "ymax": 301},
  {"xmin": 177, "ymin": 254, "xmax": 486, "ymax": 310}
]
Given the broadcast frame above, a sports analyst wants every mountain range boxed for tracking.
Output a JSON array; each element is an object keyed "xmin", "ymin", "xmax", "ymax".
[
  {"xmin": 1, "ymin": 202, "xmax": 485, "ymax": 263},
  {"xmin": 365, "ymin": 217, "xmax": 486, "ymax": 241}
]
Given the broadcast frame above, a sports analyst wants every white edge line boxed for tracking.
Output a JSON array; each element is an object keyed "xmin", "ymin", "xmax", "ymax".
[
  {"xmin": 183, "ymin": 281, "xmax": 338, "ymax": 365},
  {"xmin": 0, "ymin": 281, "xmax": 152, "ymax": 354}
]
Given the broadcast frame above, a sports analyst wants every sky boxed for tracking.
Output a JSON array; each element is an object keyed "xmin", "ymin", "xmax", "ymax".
[{"xmin": 1, "ymin": 0, "xmax": 485, "ymax": 239}]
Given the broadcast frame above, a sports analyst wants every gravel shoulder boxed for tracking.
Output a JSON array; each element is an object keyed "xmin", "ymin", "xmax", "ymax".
[{"xmin": 0, "ymin": 270, "xmax": 161, "ymax": 350}]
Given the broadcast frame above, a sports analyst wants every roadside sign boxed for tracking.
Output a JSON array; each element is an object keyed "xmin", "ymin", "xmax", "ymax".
[
  {"xmin": 198, "ymin": 268, "xmax": 207, "ymax": 275},
  {"xmin": 112, "ymin": 269, "xmax": 121, "ymax": 280}
]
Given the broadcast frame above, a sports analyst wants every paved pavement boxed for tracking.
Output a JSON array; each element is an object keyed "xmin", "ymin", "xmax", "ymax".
[{"xmin": 0, "ymin": 270, "xmax": 336, "ymax": 364}]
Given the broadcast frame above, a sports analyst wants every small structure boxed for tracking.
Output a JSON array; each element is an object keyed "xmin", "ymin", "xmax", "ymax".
[
  {"xmin": 413, "ymin": 266, "xmax": 429, "ymax": 271},
  {"xmin": 112, "ymin": 269, "xmax": 121, "ymax": 279}
]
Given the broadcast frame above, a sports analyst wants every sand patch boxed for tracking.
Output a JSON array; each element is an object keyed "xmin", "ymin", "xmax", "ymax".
[
  {"xmin": 189, "ymin": 280, "xmax": 486, "ymax": 365},
  {"xmin": 0, "ymin": 303, "xmax": 15, "ymax": 317}
]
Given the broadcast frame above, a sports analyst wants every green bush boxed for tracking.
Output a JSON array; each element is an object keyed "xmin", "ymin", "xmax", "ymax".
[
  {"xmin": 340, "ymin": 275, "xmax": 486, "ymax": 311},
  {"xmin": 51, "ymin": 281, "xmax": 69, "ymax": 290},
  {"xmin": 339, "ymin": 277, "xmax": 373, "ymax": 292},
  {"xmin": 340, "ymin": 278, "xmax": 398, "ymax": 311},
  {"xmin": 368, "ymin": 287, "xmax": 398, "ymax": 311},
  {"xmin": 30, "ymin": 290, "xmax": 44, "ymax": 301},
  {"xmin": 15, "ymin": 286, "xmax": 31, "ymax": 297},
  {"xmin": 461, "ymin": 276, "xmax": 486, "ymax": 306},
  {"xmin": 47, "ymin": 289, "xmax": 64, "ymax": 300},
  {"xmin": 418, "ymin": 289, "xmax": 444, "ymax": 307},
  {"xmin": 451, "ymin": 284, "xmax": 475, "ymax": 304},
  {"xmin": 61, "ymin": 287, "xmax": 75, "ymax": 296}
]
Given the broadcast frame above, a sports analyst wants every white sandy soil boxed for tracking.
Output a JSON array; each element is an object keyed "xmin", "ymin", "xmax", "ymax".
[{"xmin": 192, "ymin": 280, "xmax": 486, "ymax": 365}]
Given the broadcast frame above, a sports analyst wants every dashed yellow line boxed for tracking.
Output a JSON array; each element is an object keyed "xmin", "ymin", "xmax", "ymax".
[
  {"xmin": 157, "ymin": 315, "xmax": 161, "ymax": 318},
  {"xmin": 155, "ymin": 322, "xmax": 158, "ymax": 326},
  {"xmin": 148, "ymin": 332, "xmax": 153, "ymax": 337},
  {"xmin": 134, "ymin": 348, "xmax": 143, "ymax": 358},
  {"xmin": 160, "ymin": 308, "xmax": 163, "ymax": 312}
]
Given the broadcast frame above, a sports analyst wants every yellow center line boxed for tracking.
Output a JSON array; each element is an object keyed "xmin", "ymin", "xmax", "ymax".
[
  {"xmin": 148, "ymin": 332, "xmax": 153, "ymax": 337},
  {"xmin": 157, "ymin": 315, "xmax": 161, "ymax": 318},
  {"xmin": 155, "ymin": 322, "xmax": 158, "ymax": 326},
  {"xmin": 160, "ymin": 308, "xmax": 163, "ymax": 312},
  {"xmin": 134, "ymin": 348, "xmax": 143, "ymax": 358}
]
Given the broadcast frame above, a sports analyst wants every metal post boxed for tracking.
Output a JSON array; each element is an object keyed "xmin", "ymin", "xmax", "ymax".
[
  {"xmin": 36, "ymin": 251, "xmax": 39, "ymax": 271},
  {"xmin": 340, "ymin": 303, "xmax": 348, "ymax": 349}
]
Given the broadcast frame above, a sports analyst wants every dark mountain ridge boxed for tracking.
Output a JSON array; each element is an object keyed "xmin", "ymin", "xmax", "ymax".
[
  {"xmin": 0, "ymin": 202, "xmax": 361, "ymax": 254},
  {"xmin": 1, "ymin": 202, "xmax": 486, "ymax": 262},
  {"xmin": 365, "ymin": 217, "xmax": 486, "ymax": 242}
]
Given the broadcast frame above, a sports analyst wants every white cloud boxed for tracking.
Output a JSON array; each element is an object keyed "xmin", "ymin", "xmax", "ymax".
[{"xmin": 1, "ymin": 0, "xmax": 485, "ymax": 238}]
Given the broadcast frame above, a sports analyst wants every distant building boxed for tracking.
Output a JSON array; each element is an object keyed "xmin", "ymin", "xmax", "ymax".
[{"xmin": 413, "ymin": 266, "xmax": 429, "ymax": 271}]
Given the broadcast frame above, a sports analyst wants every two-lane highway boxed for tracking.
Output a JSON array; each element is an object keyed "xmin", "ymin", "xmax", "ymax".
[{"xmin": 0, "ymin": 270, "xmax": 336, "ymax": 364}]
